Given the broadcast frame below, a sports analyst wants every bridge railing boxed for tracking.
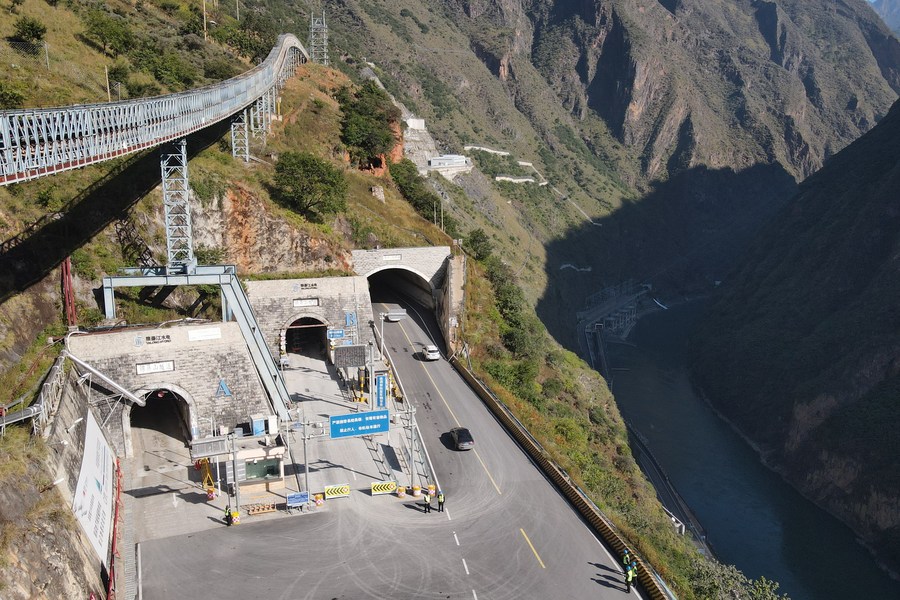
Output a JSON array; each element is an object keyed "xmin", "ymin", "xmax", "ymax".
[{"xmin": 0, "ymin": 34, "xmax": 308, "ymax": 186}]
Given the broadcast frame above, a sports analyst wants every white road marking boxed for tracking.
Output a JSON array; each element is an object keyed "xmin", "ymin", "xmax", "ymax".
[
  {"xmin": 453, "ymin": 532, "xmax": 460, "ymax": 546},
  {"xmin": 462, "ymin": 558, "xmax": 470, "ymax": 575},
  {"xmin": 171, "ymin": 493, "xmax": 177, "ymax": 507},
  {"xmin": 472, "ymin": 590, "xmax": 478, "ymax": 599},
  {"xmin": 445, "ymin": 508, "xmax": 452, "ymax": 520}
]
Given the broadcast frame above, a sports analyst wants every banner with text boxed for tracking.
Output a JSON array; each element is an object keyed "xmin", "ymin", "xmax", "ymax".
[{"xmin": 72, "ymin": 411, "xmax": 114, "ymax": 567}]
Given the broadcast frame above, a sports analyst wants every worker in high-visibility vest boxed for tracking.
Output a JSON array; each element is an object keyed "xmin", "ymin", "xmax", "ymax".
[
  {"xmin": 625, "ymin": 560, "xmax": 636, "ymax": 592},
  {"xmin": 437, "ymin": 490, "xmax": 445, "ymax": 512}
]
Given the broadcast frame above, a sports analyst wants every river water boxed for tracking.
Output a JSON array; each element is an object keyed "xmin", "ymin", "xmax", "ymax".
[{"xmin": 605, "ymin": 301, "xmax": 900, "ymax": 600}]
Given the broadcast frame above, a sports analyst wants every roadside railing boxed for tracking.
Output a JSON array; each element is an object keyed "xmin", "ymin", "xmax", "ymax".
[{"xmin": 449, "ymin": 356, "xmax": 674, "ymax": 600}]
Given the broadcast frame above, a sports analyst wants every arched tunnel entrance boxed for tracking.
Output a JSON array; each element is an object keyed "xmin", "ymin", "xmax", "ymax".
[
  {"xmin": 285, "ymin": 316, "xmax": 327, "ymax": 358},
  {"xmin": 127, "ymin": 388, "xmax": 197, "ymax": 494},
  {"xmin": 367, "ymin": 268, "xmax": 435, "ymax": 310},
  {"xmin": 366, "ymin": 267, "xmax": 447, "ymax": 354}
]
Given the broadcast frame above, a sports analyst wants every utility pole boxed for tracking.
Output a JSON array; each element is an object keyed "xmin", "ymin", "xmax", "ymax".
[
  {"xmin": 202, "ymin": 0, "xmax": 208, "ymax": 40},
  {"xmin": 368, "ymin": 341, "xmax": 375, "ymax": 411},
  {"xmin": 230, "ymin": 433, "xmax": 241, "ymax": 517},
  {"xmin": 407, "ymin": 404, "xmax": 417, "ymax": 490}
]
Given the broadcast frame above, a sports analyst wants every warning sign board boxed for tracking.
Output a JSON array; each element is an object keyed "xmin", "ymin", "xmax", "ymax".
[
  {"xmin": 334, "ymin": 344, "xmax": 368, "ymax": 368},
  {"xmin": 324, "ymin": 484, "xmax": 351, "ymax": 499},
  {"xmin": 370, "ymin": 481, "xmax": 397, "ymax": 495}
]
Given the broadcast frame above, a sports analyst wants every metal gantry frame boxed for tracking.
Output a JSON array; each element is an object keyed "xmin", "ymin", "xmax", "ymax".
[
  {"xmin": 230, "ymin": 109, "xmax": 250, "ymax": 163},
  {"xmin": 309, "ymin": 12, "xmax": 329, "ymax": 66},
  {"xmin": 0, "ymin": 34, "xmax": 309, "ymax": 186},
  {"xmin": 161, "ymin": 139, "xmax": 194, "ymax": 272},
  {"xmin": 101, "ymin": 266, "xmax": 292, "ymax": 422}
]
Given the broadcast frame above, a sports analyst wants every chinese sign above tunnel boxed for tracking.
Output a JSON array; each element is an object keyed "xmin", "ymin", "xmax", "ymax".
[{"xmin": 329, "ymin": 410, "xmax": 390, "ymax": 439}]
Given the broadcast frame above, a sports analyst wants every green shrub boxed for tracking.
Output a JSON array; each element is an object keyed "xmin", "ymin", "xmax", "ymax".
[
  {"xmin": 0, "ymin": 82, "xmax": 25, "ymax": 110},
  {"xmin": 271, "ymin": 151, "xmax": 348, "ymax": 221},
  {"xmin": 465, "ymin": 228, "xmax": 493, "ymax": 261},
  {"xmin": 336, "ymin": 81, "xmax": 401, "ymax": 167},
  {"xmin": 13, "ymin": 16, "xmax": 47, "ymax": 44},
  {"xmin": 82, "ymin": 10, "xmax": 133, "ymax": 57}
]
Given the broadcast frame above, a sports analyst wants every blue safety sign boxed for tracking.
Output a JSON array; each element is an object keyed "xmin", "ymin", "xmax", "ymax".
[
  {"xmin": 376, "ymin": 374, "xmax": 387, "ymax": 408},
  {"xmin": 286, "ymin": 491, "xmax": 309, "ymax": 507},
  {"xmin": 326, "ymin": 329, "xmax": 345, "ymax": 340},
  {"xmin": 329, "ymin": 410, "xmax": 390, "ymax": 439},
  {"xmin": 345, "ymin": 312, "xmax": 357, "ymax": 327}
]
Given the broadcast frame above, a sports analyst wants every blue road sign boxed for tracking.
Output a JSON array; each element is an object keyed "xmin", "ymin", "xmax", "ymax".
[
  {"xmin": 330, "ymin": 410, "xmax": 390, "ymax": 439},
  {"xmin": 326, "ymin": 329, "xmax": 345, "ymax": 340},
  {"xmin": 286, "ymin": 491, "xmax": 309, "ymax": 507},
  {"xmin": 345, "ymin": 312, "xmax": 357, "ymax": 327},
  {"xmin": 376, "ymin": 374, "xmax": 387, "ymax": 408}
]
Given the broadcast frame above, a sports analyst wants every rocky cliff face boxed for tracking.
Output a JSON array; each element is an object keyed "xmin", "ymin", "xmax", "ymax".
[
  {"xmin": 449, "ymin": 0, "xmax": 900, "ymax": 181},
  {"xmin": 0, "ymin": 443, "xmax": 103, "ymax": 600},
  {"xmin": 191, "ymin": 185, "xmax": 353, "ymax": 274}
]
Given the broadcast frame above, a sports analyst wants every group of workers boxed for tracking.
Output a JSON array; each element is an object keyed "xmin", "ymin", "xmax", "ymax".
[
  {"xmin": 422, "ymin": 489, "xmax": 444, "ymax": 513},
  {"xmin": 621, "ymin": 548, "xmax": 638, "ymax": 593}
]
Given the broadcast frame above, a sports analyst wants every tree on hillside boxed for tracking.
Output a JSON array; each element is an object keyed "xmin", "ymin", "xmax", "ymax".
[
  {"xmin": 0, "ymin": 82, "xmax": 25, "ymax": 109},
  {"xmin": 337, "ymin": 81, "xmax": 401, "ymax": 167},
  {"xmin": 13, "ymin": 16, "xmax": 46, "ymax": 44},
  {"xmin": 272, "ymin": 152, "xmax": 348, "ymax": 221},
  {"xmin": 82, "ymin": 10, "xmax": 133, "ymax": 57},
  {"xmin": 466, "ymin": 228, "xmax": 493, "ymax": 261}
]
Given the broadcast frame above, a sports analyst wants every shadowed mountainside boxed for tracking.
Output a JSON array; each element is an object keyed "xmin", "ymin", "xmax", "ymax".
[
  {"xmin": 690, "ymin": 97, "xmax": 900, "ymax": 575},
  {"xmin": 536, "ymin": 162, "xmax": 796, "ymax": 350}
]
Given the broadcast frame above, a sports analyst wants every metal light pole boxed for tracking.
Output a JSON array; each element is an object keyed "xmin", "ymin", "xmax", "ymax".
[
  {"xmin": 407, "ymin": 404, "xmax": 417, "ymax": 489},
  {"xmin": 230, "ymin": 433, "xmax": 241, "ymax": 516},
  {"xmin": 302, "ymin": 420, "xmax": 311, "ymax": 507},
  {"xmin": 368, "ymin": 341, "xmax": 375, "ymax": 411},
  {"xmin": 379, "ymin": 312, "xmax": 386, "ymax": 359}
]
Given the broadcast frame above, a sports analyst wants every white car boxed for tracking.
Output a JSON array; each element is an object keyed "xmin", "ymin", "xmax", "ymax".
[{"xmin": 423, "ymin": 345, "xmax": 441, "ymax": 361}]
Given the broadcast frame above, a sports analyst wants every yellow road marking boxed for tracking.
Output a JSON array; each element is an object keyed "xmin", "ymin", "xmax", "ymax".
[
  {"xmin": 396, "ymin": 318, "xmax": 502, "ymax": 495},
  {"xmin": 520, "ymin": 528, "xmax": 546, "ymax": 569}
]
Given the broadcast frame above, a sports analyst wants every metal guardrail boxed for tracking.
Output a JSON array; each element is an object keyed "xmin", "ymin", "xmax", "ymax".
[
  {"xmin": 0, "ymin": 34, "xmax": 309, "ymax": 186},
  {"xmin": 0, "ymin": 353, "xmax": 65, "ymax": 436}
]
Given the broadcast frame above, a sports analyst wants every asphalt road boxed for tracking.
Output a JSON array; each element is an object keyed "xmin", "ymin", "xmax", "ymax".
[{"xmin": 139, "ymin": 297, "xmax": 641, "ymax": 599}]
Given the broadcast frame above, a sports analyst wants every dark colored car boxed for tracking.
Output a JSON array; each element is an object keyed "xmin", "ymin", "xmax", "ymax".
[{"xmin": 450, "ymin": 427, "xmax": 475, "ymax": 450}]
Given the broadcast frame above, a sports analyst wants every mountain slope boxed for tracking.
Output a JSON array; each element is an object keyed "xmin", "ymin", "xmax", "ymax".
[
  {"xmin": 691, "ymin": 97, "xmax": 900, "ymax": 574},
  {"xmin": 445, "ymin": 0, "xmax": 900, "ymax": 182},
  {"xmin": 311, "ymin": 0, "xmax": 900, "ymax": 343},
  {"xmin": 872, "ymin": 0, "xmax": 900, "ymax": 36}
]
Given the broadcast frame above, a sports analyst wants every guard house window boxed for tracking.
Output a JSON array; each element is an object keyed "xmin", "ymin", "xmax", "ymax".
[{"xmin": 244, "ymin": 458, "xmax": 280, "ymax": 480}]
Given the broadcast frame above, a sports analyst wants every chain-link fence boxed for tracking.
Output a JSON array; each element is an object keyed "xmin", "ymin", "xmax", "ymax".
[
  {"xmin": 2, "ymin": 40, "xmax": 50, "ymax": 70},
  {"xmin": 2, "ymin": 40, "xmax": 111, "ymax": 103}
]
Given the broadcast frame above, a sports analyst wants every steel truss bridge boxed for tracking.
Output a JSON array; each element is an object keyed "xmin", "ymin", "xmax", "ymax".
[
  {"xmin": 0, "ymin": 34, "xmax": 310, "ymax": 426},
  {"xmin": 0, "ymin": 33, "xmax": 308, "ymax": 187}
]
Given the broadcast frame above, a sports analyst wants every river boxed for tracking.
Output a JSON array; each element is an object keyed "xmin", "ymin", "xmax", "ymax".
[{"xmin": 605, "ymin": 301, "xmax": 900, "ymax": 600}]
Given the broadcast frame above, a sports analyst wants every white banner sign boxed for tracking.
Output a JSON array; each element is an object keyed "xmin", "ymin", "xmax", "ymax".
[
  {"xmin": 188, "ymin": 327, "xmax": 222, "ymax": 341},
  {"xmin": 73, "ymin": 411, "xmax": 114, "ymax": 567},
  {"xmin": 136, "ymin": 360, "xmax": 175, "ymax": 375}
]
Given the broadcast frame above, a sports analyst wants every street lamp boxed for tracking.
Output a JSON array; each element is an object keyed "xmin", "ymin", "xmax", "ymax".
[{"xmin": 379, "ymin": 312, "xmax": 386, "ymax": 359}]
